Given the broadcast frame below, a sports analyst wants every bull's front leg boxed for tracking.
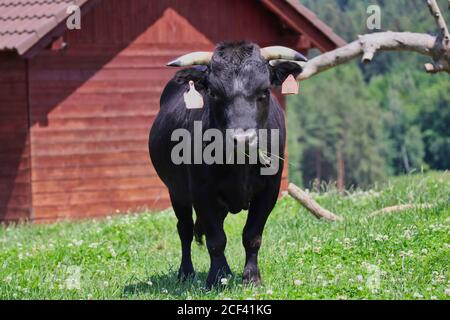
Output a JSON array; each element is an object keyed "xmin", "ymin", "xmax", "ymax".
[
  {"xmin": 205, "ymin": 218, "xmax": 232, "ymax": 288},
  {"xmin": 171, "ymin": 198, "xmax": 195, "ymax": 280},
  {"xmin": 242, "ymin": 189, "xmax": 278, "ymax": 286},
  {"xmin": 194, "ymin": 200, "xmax": 231, "ymax": 289}
]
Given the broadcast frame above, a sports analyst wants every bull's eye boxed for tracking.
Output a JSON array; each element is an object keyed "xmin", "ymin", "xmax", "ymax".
[
  {"xmin": 257, "ymin": 89, "xmax": 270, "ymax": 101},
  {"xmin": 207, "ymin": 88, "xmax": 219, "ymax": 100}
]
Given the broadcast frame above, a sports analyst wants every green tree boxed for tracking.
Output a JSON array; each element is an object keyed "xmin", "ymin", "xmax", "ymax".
[
  {"xmin": 287, "ymin": 0, "xmax": 450, "ymax": 187},
  {"xmin": 287, "ymin": 63, "xmax": 388, "ymax": 188}
]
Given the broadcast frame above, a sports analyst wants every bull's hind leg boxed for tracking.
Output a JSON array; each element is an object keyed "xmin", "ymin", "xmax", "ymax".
[
  {"xmin": 171, "ymin": 199, "xmax": 195, "ymax": 281},
  {"xmin": 242, "ymin": 190, "xmax": 278, "ymax": 286}
]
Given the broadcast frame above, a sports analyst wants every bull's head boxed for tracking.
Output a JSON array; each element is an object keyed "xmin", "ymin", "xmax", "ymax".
[{"xmin": 167, "ymin": 42, "xmax": 307, "ymax": 147}]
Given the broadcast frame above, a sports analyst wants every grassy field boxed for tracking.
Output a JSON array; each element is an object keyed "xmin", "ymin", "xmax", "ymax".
[{"xmin": 0, "ymin": 172, "xmax": 449, "ymax": 300}]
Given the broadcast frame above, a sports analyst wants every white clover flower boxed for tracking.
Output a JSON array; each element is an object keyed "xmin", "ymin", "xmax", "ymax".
[
  {"xmin": 65, "ymin": 266, "xmax": 82, "ymax": 290},
  {"xmin": 147, "ymin": 280, "xmax": 153, "ymax": 286},
  {"xmin": 73, "ymin": 240, "xmax": 83, "ymax": 246},
  {"xmin": 294, "ymin": 279, "xmax": 303, "ymax": 286},
  {"xmin": 220, "ymin": 278, "xmax": 228, "ymax": 285},
  {"xmin": 356, "ymin": 275, "xmax": 364, "ymax": 282},
  {"xmin": 374, "ymin": 234, "xmax": 389, "ymax": 242},
  {"xmin": 109, "ymin": 246, "xmax": 117, "ymax": 258},
  {"xmin": 4, "ymin": 275, "xmax": 12, "ymax": 283},
  {"xmin": 400, "ymin": 250, "xmax": 414, "ymax": 258},
  {"xmin": 266, "ymin": 289, "xmax": 273, "ymax": 295}
]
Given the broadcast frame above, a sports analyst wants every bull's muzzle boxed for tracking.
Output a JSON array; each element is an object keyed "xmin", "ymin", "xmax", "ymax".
[{"xmin": 231, "ymin": 129, "xmax": 258, "ymax": 148}]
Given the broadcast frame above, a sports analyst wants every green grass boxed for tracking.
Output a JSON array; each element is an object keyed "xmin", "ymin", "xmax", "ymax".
[{"xmin": 0, "ymin": 172, "xmax": 449, "ymax": 300}]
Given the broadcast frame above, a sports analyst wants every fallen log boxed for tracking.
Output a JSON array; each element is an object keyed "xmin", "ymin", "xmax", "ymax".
[
  {"xmin": 287, "ymin": 183, "xmax": 344, "ymax": 221},
  {"xmin": 368, "ymin": 204, "xmax": 434, "ymax": 217},
  {"xmin": 288, "ymin": 183, "xmax": 435, "ymax": 221}
]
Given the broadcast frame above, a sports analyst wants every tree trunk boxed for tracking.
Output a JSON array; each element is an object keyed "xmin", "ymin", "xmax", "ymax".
[
  {"xmin": 315, "ymin": 148, "xmax": 322, "ymax": 183},
  {"xmin": 336, "ymin": 145, "xmax": 345, "ymax": 192}
]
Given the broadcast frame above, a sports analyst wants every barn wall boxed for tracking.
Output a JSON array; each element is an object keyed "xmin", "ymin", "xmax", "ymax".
[
  {"xmin": 28, "ymin": 0, "xmax": 291, "ymax": 220},
  {"xmin": 0, "ymin": 53, "xmax": 31, "ymax": 221}
]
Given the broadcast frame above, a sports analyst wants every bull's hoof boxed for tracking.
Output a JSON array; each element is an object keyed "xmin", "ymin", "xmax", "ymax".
[
  {"xmin": 206, "ymin": 266, "xmax": 232, "ymax": 289},
  {"xmin": 242, "ymin": 267, "xmax": 262, "ymax": 286}
]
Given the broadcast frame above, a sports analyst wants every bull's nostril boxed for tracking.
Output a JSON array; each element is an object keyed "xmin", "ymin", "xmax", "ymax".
[{"xmin": 233, "ymin": 132, "xmax": 258, "ymax": 147}]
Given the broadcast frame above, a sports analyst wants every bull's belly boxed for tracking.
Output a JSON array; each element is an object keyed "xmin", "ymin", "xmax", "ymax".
[
  {"xmin": 217, "ymin": 175, "xmax": 260, "ymax": 213},
  {"xmin": 219, "ymin": 192, "xmax": 251, "ymax": 214}
]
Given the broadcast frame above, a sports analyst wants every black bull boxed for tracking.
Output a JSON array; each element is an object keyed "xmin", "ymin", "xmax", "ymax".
[{"xmin": 149, "ymin": 42, "xmax": 305, "ymax": 287}]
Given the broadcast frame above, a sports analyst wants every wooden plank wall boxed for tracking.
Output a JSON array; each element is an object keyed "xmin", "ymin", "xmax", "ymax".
[
  {"xmin": 0, "ymin": 53, "xmax": 31, "ymax": 221},
  {"xmin": 27, "ymin": 0, "xmax": 293, "ymax": 220}
]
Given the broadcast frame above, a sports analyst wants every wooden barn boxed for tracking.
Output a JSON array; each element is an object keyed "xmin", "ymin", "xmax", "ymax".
[{"xmin": 0, "ymin": 0, "xmax": 345, "ymax": 222}]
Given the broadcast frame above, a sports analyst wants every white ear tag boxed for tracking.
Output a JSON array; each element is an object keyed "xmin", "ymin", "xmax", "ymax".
[{"xmin": 184, "ymin": 81, "xmax": 204, "ymax": 109}]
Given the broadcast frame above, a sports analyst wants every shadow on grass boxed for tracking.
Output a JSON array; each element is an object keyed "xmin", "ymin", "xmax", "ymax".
[{"xmin": 122, "ymin": 271, "xmax": 242, "ymax": 298}]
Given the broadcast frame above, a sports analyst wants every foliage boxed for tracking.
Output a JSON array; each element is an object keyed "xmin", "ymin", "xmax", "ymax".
[
  {"xmin": 288, "ymin": 0, "xmax": 450, "ymax": 187},
  {"xmin": 288, "ymin": 64, "xmax": 388, "ymax": 188},
  {"xmin": 0, "ymin": 172, "xmax": 448, "ymax": 300}
]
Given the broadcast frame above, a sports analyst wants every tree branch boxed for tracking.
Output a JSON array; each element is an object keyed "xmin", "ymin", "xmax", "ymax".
[
  {"xmin": 294, "ymin": 0, "xmax": 450, "ymax": 80},
  {"xmin": 368, "ymin": 204, "xmax": 433, "ymax": 217},
  {"xmin": 427, "ymin": 0, "xmax": 450, "ymax": 41},
  {"xmin": 288, "ymin": 183, "xmax": 343, "ymax": 221}
]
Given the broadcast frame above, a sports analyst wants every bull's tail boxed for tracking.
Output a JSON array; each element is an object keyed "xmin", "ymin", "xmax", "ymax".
[{"xmin": 194, "ymin": 218, "xmax": 204, "ymax": 245}]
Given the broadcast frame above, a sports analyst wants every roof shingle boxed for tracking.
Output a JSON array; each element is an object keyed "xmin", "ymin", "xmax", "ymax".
[{"xmin": 0, "ymin": 0, "xmax": 89, "ymax": 54}]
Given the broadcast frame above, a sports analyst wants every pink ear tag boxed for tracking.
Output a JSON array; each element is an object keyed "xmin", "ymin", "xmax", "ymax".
[
  {"xmin": 281, "ymin": 74, "xmax": 299, "ymax": 95},
  {"xmin": 184, "ymin": 81, "xmax": 204, "ymax": 109}
]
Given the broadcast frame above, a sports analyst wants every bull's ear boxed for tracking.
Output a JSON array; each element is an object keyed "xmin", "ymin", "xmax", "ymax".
[
  {"xmin": 174, "ymin": 66, "xmax": 208, "ymax": 90},
  {"xmin": 270, "ymin": 61, "xmax": 303, "ymax": 86}
]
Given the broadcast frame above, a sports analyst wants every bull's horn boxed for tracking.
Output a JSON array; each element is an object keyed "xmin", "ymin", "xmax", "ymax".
[
  {"xmin": 261, "ymin": 46, "xmax": 308, "ymax": 62},
  {"xmin": 269, "ymin": 59, "xmax": 307, "ymax": 68},
  {"xmin": 167, "ymin": 52, "xmax": 213, "ymax": 67}
]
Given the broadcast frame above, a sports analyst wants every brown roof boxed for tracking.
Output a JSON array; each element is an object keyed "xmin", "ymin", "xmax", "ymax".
[
  {"xmin": 285, "ymin": 0, "xmax": 346, "ymax": 48},
  {"xmin": 0, "ymin": 0, "xmax": 345, "ymax": 56},
  {"xmin": 0, "ymin": 0, "xmax": 89, "ymax": 55},
  {"xmin": 261, "ymin": 0, "xmax": 346, "ymax": 51}
]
